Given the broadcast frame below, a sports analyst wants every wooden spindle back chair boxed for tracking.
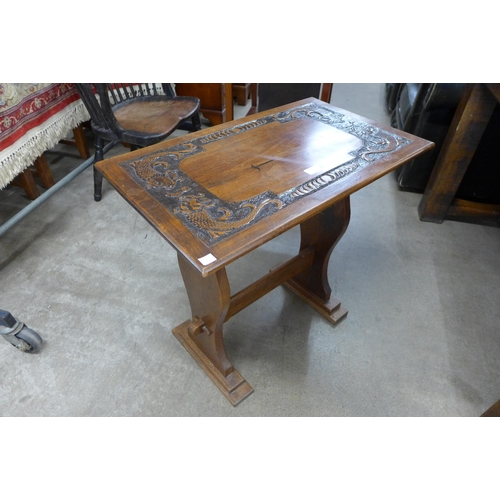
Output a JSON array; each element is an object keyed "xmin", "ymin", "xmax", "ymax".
[{"xmin": 75, "ymin": 83, "xmax": 201, "ymax": 201}]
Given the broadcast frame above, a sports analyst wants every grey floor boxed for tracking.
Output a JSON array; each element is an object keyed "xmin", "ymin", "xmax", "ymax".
[{"xmin": 1, "ymin": 84, "xmax": 499, "ymax": 417}]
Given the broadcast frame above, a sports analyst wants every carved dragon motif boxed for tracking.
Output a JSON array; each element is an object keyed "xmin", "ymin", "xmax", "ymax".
[
  {"xmin": 129, "ymin": 157, "xmax": 190, "ymax": 197},
  {"xmin": 357, "ymin": 125, "xmax": 402, "ymax": 161},
  {"xmin": 178, "ymin": 198, "xmax": 283, "ymax": 239}
]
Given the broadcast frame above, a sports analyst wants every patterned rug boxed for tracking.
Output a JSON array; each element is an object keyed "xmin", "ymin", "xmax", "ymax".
[{"xmin": 0, "ymin": 83, "xmax": 90, "ymax": 189}]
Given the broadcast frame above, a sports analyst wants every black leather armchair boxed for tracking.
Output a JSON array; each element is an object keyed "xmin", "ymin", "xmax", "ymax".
[{"xmin": 388, "ymin": 83, "xmax": 465, "ymax": 192}]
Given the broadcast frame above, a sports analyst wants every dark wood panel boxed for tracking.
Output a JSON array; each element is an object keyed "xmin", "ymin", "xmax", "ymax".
[{"xmin": 419, "ymin": 83, "xmax": 500, "ymax": 225}]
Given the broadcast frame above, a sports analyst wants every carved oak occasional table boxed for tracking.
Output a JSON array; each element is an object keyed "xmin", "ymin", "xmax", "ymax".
[{"xmin": 96, "ymin": 98, "xmax": 433, "ymax": 405}]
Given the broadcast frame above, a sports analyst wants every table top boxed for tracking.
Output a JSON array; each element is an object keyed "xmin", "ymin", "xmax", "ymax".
[{"xmin": 97, "ymin": 98, "xmax": 433, "ymax": 276}]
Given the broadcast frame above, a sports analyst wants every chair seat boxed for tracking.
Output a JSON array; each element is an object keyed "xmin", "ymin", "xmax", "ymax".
[
  {"xmin": 75, "ymin": 83, "xmax": 201, "ymax": 201},
  {"xmin": 114, "ymin": 98, "xmax": 199, "ymax": 136}
]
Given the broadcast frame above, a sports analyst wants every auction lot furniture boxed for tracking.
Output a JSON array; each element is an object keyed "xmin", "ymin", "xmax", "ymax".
[{"xmin": 97, "ymin": 98, "xmax": 433, "ymax": 405}]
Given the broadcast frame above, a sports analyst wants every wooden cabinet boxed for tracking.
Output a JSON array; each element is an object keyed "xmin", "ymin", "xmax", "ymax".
[
  {"xmin": 232, "ymin": 83, "xmax": 251, "ymax": 106},
  {"xmin": 174, "ymin": 83, "xmax": 233, "ymax": 125}
]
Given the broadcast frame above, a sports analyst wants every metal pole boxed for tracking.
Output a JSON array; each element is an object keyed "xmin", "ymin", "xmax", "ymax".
[{"xmin": 0, "ymin": 141, "xmax": 117, "ymax": 237}]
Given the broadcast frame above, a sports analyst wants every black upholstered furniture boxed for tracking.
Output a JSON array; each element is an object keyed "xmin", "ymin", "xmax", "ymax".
[
  {"xmin": 388, "ymin": 83, "xmax": 465, "ymax": 192},
  {"xmin": 75, "ymin": 84, "xmax": 201, "ymax": 201},
  {"xmin": 387, "ymin": 83, "xmax": 500, "ymax": 206},
  {"xmin": 247, "ymin": 84, "xmax": 333, "ymax": 115}
]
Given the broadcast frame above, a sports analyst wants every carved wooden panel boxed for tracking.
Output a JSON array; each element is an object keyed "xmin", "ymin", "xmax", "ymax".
[{"xmin": 117, "ymin": 101, "xmax": 410, "ymax": 246}]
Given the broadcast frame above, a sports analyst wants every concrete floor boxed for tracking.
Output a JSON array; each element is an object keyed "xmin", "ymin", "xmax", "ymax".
[{"xmin": 1, "ymin": 84, "xmax": 499, "ymax": 416}]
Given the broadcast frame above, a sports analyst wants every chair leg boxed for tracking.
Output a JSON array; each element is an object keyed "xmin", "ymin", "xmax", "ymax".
[
  {"xmin": 94, "ymin": 136, "xmax": 104, "ymax": 202},
  {"xmin": 11, "ymin": 169, "xmax": 40, "ymax": 200},
  {"xmin": 191, "ymin": 112, "xmax": 201, "ymax": 131},
  {"xmin": 73, "ymin": 124, "xmax": 91, "ymax": 159},
  {"xmin": 33, "ymin": 154, "xmax": 55, "ymax": 189}
]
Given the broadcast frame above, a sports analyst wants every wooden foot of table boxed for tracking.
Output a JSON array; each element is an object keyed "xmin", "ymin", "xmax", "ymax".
[
  {"xmin": 174, "ymin": 255, "xmax": 254, "ymax": 406},
  {"xmin": 282, "ymin": 279, "xmax": 348, "ymax": 324},
  {"xmin": 173, "ymin": 199, "xmax": 351, "ymax": 405},
  {"xmin": 282, "ymin": 197, "xmax": 350, "ymax": 324},
  {"xmin": 173, "ymin": 319, "xmax": 254, "ymax": 406}
]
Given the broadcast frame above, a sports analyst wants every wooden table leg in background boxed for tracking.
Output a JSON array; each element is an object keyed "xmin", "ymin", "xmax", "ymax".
[
  {"xmin": 418, "ymin": 83, "xmax": 498, "ymax": 223},
  {"xmin": 59, "ymin": 124, "xmax": 91, "ymax": 159},
  {"xmin": 72, "ymin": 124, "xmax": 91, "ymax": 159},
  {"xmin": 11, "ymin": 169, "xmax": 40, "ymax": 200},
  {"xmin": 10, "ymin": 154, "xmax": 54, "ymax": 199},
  {"xmin": 33, "ymin": 155, "xmax": 55, "ymax": 188},
  {"xmin": 224, "ymin": 83, "xmax": 233, "ymax": 122}
]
